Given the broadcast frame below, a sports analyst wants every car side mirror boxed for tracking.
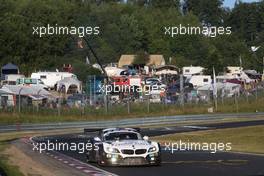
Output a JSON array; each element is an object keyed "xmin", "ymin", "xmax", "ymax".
[
  {"xmin": 93, "ymin": 137, "xmax": 101, "ymax": 142},
  {"xmin": 143, "ymin": 136, "xmax": 149, "ymax": 141}
]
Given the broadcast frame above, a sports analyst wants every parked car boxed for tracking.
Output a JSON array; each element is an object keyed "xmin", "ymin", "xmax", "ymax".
[
  {"xmin": 66, "ymin": 93, "xmax": 88, "ymax": 107},
  {"xmin": 145, "ymin": 78, "xmax": 161, "ymax": 85}
]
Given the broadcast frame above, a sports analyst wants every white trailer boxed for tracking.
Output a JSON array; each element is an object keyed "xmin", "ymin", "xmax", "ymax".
[
  {"xmin": 183, "ymin": 66, "xmax": 205, "ymax": 78},
  {"xmin": 31, "ymin": 72, "xmax": 77, "ymax": 89},
  {"xmin": 188, "ymin": 75, "xmax": 212, "ymax": 88},
  {"xmin": 1, "ymin": 74, "xmax": 25, "ymax": 85}
]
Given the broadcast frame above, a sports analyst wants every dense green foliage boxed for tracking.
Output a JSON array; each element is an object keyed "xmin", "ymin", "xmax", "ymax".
[{"xmin": 0, "ymin": 0, "xmax": 264, "ymax": 81}]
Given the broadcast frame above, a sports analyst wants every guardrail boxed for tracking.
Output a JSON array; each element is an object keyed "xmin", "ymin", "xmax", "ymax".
[{"xmin": 1, "ymin": 112, "xmax": 264, "ymax": 132}]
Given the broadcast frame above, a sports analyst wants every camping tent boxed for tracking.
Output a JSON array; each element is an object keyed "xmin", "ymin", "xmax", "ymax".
[
  {"xmin": 57, "ymin": 77, "xmax": 82, "ymax": 94},
  {"xmin": 1, "ymin": 85, "xmax": 50, "ymax": 96},
  {"xmin": 197, "ymin": 82, "xmax": 241, "ymax": 97},
  {"xmin": 0, "ymin": 85, "xmax": 51, "ymax": 107}
]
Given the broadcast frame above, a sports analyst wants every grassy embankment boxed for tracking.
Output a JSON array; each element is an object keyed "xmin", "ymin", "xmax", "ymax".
[
  {"xmin": 153, "ymin": 125, "xmax": 264, "ymax": 154},
  {"xmin": 0, "ymin": 141, "xmax": 23, "ymax": 176},
  {"xmin": 0, "ymin": 128, "xmax": 86, "ymax": 176}
]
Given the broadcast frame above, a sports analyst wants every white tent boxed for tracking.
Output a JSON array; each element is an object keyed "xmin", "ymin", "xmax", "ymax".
[
  {"xmin": 57, "ymin": 77, "xmax": 81, "ymax": 94},
  {"xmin": 1, "ymin": 85, "xmax": 50, "ymax": 95},
  {"xmin": 0, "ymin": 86, "xmax": 13, "ymax": 94},
  {"xmin": 197, "ymin": 82, "xmax": 241, "ymax": 97},
  {"xmin": 0, "ymin": 85, "xmax": 51, "ymax": 107}
]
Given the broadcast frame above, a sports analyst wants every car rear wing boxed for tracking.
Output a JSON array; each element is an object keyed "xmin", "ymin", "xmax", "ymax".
[
  {"xmin": 84, "ymin": 127, "xmax": 141, "ymax": 134},
  {"xmin": 84, "ymin": 128, "xmax": 103, "ymax": 133}
]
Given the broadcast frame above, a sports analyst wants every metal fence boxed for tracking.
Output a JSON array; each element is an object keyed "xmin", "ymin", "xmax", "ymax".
[{"xmin": 1, "ymin": 76, "xmax": 264, "ymax": 117}]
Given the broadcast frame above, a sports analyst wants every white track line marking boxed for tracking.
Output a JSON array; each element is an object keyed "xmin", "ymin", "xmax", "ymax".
[
  {"xmin": 183, "ymin": 125, "xmax": 209, "ymax": 129},
  {"xmin": 76, "ymin": 166, "xmax": 84, "ymax": 169},
  {"xmin": 83, "ymin": 170, "xmax": 92, "ymax": 173},
  {"xmin": 27, "ymin": 136, "xmax": 118, "ymax": 176}
]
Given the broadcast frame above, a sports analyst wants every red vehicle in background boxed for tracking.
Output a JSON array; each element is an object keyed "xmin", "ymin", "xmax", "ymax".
[{"xmin": 111, "ymin": 76, "xmax": 142, "ymax": 87}]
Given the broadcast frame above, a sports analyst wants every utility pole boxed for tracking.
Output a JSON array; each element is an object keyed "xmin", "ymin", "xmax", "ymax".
[
  {"xmin": 82, "ymin": 90, "xmax": 85, "ymax": 115},
  {"xmin": 180, "ymin": 74, "xmax": 184, "ymax": 107},
  {"xmin": 18, "ymin": 87, "xmax": 23, "ymax": 113},
  {"xmin": 77, "ymin": 37, "xmax": 109, "ymax": 114},
  {"xmin": 36, "ymin": 89, "xmax": 42, "ymax": 113},
  {"xmin": 213, "ymin": 67, "xmax": 217, "ymax": 112},
  {"xmin": 58, "ymin": 91, "xmax": 61, "ymax": 116},
  {"xmin": 262, "ymin": 57, "xmax": 264, "ymax": 81},
  {"xmin": 235, "ymin": 92, "xmax": 239, "ymax": 113},
  {"xmin": 147, "ymin": 95, "xmax": 150, "ymax": 113},
  {"xmin": 82, "ymin": 37, "xmax": 107, "ymax": 77},
  {"xmin": 89, "ymin": 75, "xmax": 92, "ymax": 106},
  {"xmin": 104, "ymin": 81, "xmax": 108, "ymax": 114},
  {"xmin": 127, "ymin": 97, "xmax": 130, "ymax": 114}
]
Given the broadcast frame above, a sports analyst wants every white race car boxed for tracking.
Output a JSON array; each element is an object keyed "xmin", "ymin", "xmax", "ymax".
[{"xmin": 86, "ymin": 128, "xmax": 161, "ymax": 166}]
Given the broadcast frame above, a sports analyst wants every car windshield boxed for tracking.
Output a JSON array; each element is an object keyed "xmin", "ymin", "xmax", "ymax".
[{"xmin": 104, "ymin": 132, "xmax": 141, "ymax": 141}]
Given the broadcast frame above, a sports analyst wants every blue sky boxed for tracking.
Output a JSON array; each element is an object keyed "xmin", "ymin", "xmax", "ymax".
[{"xmin": 223, "ymin": 0, "xmax": 260, "ymax": 8}]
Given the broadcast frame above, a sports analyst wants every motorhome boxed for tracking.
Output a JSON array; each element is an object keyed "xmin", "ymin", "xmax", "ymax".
[
  {"xmin": 217, "ymin": 66, "xmax": 253, "ymax": 84},
  {"xmin": 188, "ymin": 75, "xmax": 212, "ymax": 88},
  {"xmin": 31, "ymin": 72, "xmax": 77, "ymax": 89},
  {"xmin": 1, "ymin": 74, "xmax": 24, "ymax": 85},
  {"xmin": 183, "ymin": 66, "xmax": 205, "ymax": 78}
]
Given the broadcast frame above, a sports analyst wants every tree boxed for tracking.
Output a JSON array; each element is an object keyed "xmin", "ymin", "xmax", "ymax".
[
  {"xmin": 0, "ymin": 0, "xmax": 263, "ymax": 75},
  {"xmin": 150, "ymin": 0, "xmax": 180, "ymax": 9},
  {"xmin": 134, "ymin": 50, "xmax": 149, "ymax": 65},
  {"xmin": 183, "ymin": 0, "xmax": 224, "ymax": 25},
  {"xmin": 226, "ymin": 1, "xmax": 264, "ymax": 46}
]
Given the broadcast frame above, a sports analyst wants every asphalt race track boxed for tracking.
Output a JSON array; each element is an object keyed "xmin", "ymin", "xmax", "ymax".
[{"xmin": 33, "ymin": 120, "xmax": 264, "ymax": 176}]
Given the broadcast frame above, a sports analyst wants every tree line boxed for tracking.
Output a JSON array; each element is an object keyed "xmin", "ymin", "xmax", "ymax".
[{"xmin": 0, "ymin": 0, "xmax": 264, "ymax": 81}]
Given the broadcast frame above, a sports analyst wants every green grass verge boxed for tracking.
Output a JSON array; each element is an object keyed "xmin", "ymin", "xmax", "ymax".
[{"xmin": 153, "ymin": 125, "xmax": 264, "ymax": 154}]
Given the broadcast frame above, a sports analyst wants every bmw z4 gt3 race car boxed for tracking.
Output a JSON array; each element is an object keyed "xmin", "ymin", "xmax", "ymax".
[{"xmin": 86, "ymin": 128, "xmax": 161, "ymax": 166}]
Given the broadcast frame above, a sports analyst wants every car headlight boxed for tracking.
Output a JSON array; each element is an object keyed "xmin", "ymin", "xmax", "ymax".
[
  {"xmin": 106, "ymin": 147, "xmax": 120, "ymax": 153},
  {"xmin": 148, "ymin": 146, "xmax": 157, "ymax": 153}
]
